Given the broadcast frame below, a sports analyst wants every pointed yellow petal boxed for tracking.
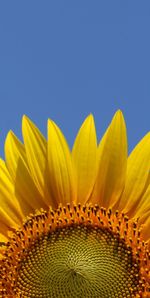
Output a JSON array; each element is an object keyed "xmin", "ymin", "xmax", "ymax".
[
  {"xmin": 5, "ymin": 131, "xmax": 47, "ymax": 214},
  {"xmin": 119, "ymin": 132, "xmax": 150, "ymax": 215},
  {"xmin": 5, "ymin": 131, "xmax": 26, "ymax": 181},
  {"xmin": 0, "ymin": 159, "xmax": 23, "ymax": 228},
  {"xmin": 47, "ymin": 120, "xmax": 76, "ymax": 205},
  {"xmin": 22, "ymin": 116, "xmax": 54, "ymax": 207},
  {"xmin": 72, "ymin": 115, "xmax": 97, "ymax": 204},
  {"xmin": 91, "ymin": 110, "xmax": 127, "ymax": 208},
  {"xmin": 22, "ymin": 115, "xmax": 47, "ymax": 197}
]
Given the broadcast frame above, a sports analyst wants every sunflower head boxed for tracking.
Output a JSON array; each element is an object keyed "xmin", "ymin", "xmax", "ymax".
[{"xmin": 0, "ymin": 111, "xmax": 150, "ymax": 297}]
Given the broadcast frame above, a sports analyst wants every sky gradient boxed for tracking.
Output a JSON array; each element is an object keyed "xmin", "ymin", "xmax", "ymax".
[{"xmin": 0, "ymin": 1, "xmax": 150, "ymax": 156}]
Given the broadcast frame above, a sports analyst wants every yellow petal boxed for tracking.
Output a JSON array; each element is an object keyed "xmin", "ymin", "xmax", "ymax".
[
  {"xmin": 72, "ymin": 114, "xmax": 97, "ymax": 204},
  {"xmin": 47, "ymin": 120, "xmax": 76, "ymax": 206},
  {"xmin": 22, "ymin": 115, "xmax": 47, "ymax": 197},
  {"xmin": 119, "ymin": 132, "xmax": 150, "ymax": 215},
  {"xmin": 91, "ymin": 110, "xmax": 127, "ymax": 208},
  {"xmin": 0, "ymin": 159, "xmax": 23, "ymax": 229},
  {"xmin": 133, "ymin": 184, "xmax": 150, "ymax": 221},
  {"xmin": 5, "ymin": 131, "xmax": 47, "ymax": 214}
]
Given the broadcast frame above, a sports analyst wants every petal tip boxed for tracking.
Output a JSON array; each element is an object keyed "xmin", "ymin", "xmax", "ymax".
[
  {"xmin": 81, "ymin": 114, "xmax": 95, "ymax": 131},
  {"xmin": 22, "ymin": 115, "xmax": 32, "ymax": 127},
  {"xmin": 112, "ymin": 110, "xmax": 126, "ymax": 128},
  {"xmin": 48, "ymin": 119, "xmax": 59, "ymax": 134},
  {"xmin": 22, "ymin": 114, "xmax": 28, "ymax": 123},
  {"xmin": 114, "ymin": 109, "xmax": 124, "ymax": 118},
  {"xmin": 86, "ymin": 113, "xmax": 94, "ymax": 122},
  {"xmin": 5, "ymin": 130, "xmax": 14, "ymax": 145}
]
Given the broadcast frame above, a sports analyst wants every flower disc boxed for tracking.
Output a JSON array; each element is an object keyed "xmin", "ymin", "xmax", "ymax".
[
  {"xmin": 1, "ymin": 205, "xmax": 149, "ymax": 297},
  {"xmin": 16, "ymin": 226, "xmax": 140, "ymax": 298}
]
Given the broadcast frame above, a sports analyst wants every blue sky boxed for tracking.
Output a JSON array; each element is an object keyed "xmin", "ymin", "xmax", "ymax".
[{"xmin": 0, "ymin": 1, "xmax": 150, "ymax": 157}]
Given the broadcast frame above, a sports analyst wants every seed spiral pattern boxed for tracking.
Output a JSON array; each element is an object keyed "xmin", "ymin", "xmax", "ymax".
[
  {"xmin": 16, "ymin": 226, "xmax": 140, "ymax": 297},
  {"xmin": 0, "ymin": 204, "xmax": 149, "ymax": 297}
]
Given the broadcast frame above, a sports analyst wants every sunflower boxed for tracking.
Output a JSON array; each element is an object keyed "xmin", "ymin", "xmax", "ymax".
[{"xmin": 0, "ymin": 111, "xmax": 149, "ymax": 298}]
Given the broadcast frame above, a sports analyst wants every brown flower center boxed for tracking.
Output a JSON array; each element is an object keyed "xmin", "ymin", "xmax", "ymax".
[{"xmin": 0, "ymin": 204, "xmax": 149, "ymax": 297}]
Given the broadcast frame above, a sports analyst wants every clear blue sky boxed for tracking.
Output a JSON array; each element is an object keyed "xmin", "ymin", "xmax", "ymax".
[{"xmin": 0, "ymin": 1, "xmax": 150, "ymax": 157}]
